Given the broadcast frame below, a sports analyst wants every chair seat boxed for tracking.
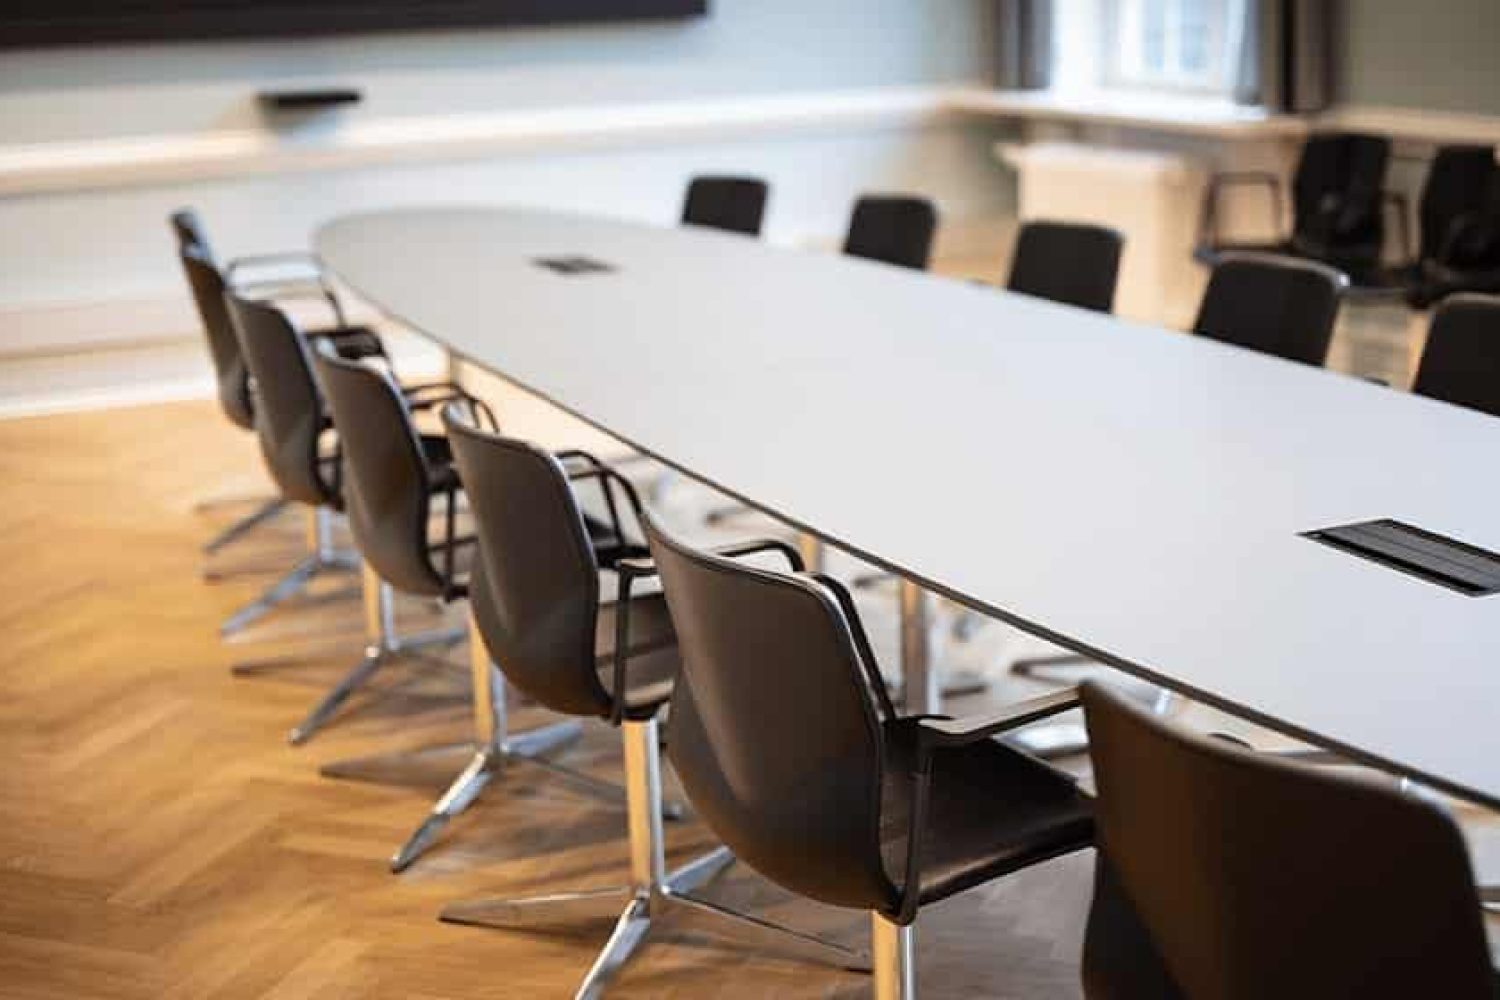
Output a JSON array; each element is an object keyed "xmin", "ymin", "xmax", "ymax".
[
  {"xmin": 594, "ymin": 592, "xmax": 679, "ymax": 717},
  {"xmin": 879, "ymin": 718, "xmax": 1093, "ymax": 908}
]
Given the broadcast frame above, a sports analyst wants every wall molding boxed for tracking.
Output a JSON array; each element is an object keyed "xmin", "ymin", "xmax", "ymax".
[
  {"xmin": 3, "ymin": 88, "xmax": 1495, "ymax": 200},
  {"xmin": 0, "ymin": 86, "xmax": 971, "ymax": 197}
]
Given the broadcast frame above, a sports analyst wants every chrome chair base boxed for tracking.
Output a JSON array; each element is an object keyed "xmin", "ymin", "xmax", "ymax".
[
  {"xmin": 288, "ymin": 626, "xmax": 465, "ymax": 745},
  {"xmin": 871, "ymin": 915, "xmax": 915, "ymax": 1000},
  {"xmin": 320, "ymin": 614, "xmax": 682, "ymax": 871},
  {"xmin": 201, "ymin": 495, "xmax": 289, "ymax": 556},
  {"xmin": 219, "ymin": 508, "xmax": 359, "ymax": 637},
  {"xmin": 439, "ymin": 717, "xmax": 869, "ymax": 998}
]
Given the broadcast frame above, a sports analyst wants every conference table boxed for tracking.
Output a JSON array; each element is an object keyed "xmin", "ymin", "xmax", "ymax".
[{"xmin": 317, "ymin": 206, "xmax": 1500, "ymax": 813}]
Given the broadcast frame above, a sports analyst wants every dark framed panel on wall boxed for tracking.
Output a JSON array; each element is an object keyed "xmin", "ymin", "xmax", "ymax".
[{"xmin": 0, "ymin": 0, "xmax": 708, "ymax": 48}]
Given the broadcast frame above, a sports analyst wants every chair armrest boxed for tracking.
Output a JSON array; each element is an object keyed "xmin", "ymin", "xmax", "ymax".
[
  {"xmin": 810, "ymin": 572, "xmax": 895, "ymax": 720},
  {"xmin": 254, "ymin": 281, "xmax": 348, "ymax": 328},
  {"xmin": 893, "ymin": 685, "xmax": 1083, "ymax": 924},
  {"xmin": 917, "ymin": 687, "xmax": 1082, "ymax": 748},
  {"xmin": 225, "ymin": 251, "xmax": 323, "ymax": 280},
  {"xmin": 1199, "ymin": 171, "xmax": 1286, "ymax": 250}
]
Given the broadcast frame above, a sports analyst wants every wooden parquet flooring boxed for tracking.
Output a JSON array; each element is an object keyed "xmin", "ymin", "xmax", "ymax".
[{"xmin": 0, "ymin": 400, "xmax": 1093, "ymax": 999}]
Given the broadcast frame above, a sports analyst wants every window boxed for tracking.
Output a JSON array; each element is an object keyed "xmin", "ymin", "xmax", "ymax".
[{"xmin": 1101, "ymin": 0, "xmax": 1245, "ymax": 95}]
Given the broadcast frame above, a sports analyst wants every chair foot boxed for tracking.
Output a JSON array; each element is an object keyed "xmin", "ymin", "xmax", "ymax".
[
  {"xmin": 390, "ymin": 750, "xmax": 498, "ymax": 872},
  {"xmin": 287, "ymin": 649, "xmax": 384, "ymax": 745},
  {"xmin": 440, "ymin": 887, "xmax": 634, "ymax": 929},
  {"xmin": 662, "ymin": 888, "xmax": 871, "ymax": 973},
  {"xmin": 201, "ymin": 496, "xmax": 288, "ymax": 555},
  {"xmin": 220, "ymin": 555, "xmax": 322, "ymax": 636},
  {"xmin": 577, "ymin": 896, "xmax": 653, "ymax": 1000}
]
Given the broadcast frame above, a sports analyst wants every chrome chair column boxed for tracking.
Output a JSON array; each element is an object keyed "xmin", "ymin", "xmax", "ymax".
[
  {"xmin": 441, "ymin": 712, "xmax": 868, "ymax": 999},
  {"xmin": 871, "ymin": 915, "xmax": 915, "ymax": 1000}
]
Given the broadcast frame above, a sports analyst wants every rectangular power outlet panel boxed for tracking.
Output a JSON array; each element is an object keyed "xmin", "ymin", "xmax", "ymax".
[{"xmin": 1302, "ymin": 519, "xmax": 1500, "ymax": 597}]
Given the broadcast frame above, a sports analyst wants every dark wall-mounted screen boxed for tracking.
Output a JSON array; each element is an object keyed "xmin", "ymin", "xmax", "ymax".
[{"xmin": 0, "ymin": 0, "xmax": 708, "ymax": 48}]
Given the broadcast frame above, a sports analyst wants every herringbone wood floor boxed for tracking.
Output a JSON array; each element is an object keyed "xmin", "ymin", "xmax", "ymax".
[{"xmin": 0, "ymin": 401, "xmax": 1096, "ymax": 999}]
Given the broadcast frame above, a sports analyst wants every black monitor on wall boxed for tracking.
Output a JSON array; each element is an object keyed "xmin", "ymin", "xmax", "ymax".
[{"xmin": 0, "ymin": 0, "xmax": 708, "ymax": 48}]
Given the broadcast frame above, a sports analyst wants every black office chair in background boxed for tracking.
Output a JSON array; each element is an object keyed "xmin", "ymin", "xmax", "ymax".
[
  {"xmin": 1008, "ymin": 253, "xmax": 1345, "ymax": 727},
  {"xmin": 1079, "ymin": 680, "xmax": 1496, "ymax": 1000},
  {"xmin": 171, "ymin": 207, "xmax": 344, "ymax": 306},
  {"xmin": 1006, "ymin": 220, "xmax": 1124, "ymax": 313},
  {"xmin": 1191, "ymin": 253, "xmax": 1347, "ymax": 367},
  {"xmin": 1416, "ymin": 166, "xmax": 1500, "ymax": 307},
  {"xmin": 1378, "ymin": 144, "xmax": 1497, "ymax": 303},
  {"xmin": 645, "ymin": 516, "xmax": 1095, "ymax": 1000},
  {"xmin": 681, "ymin": 175, "xmax": 770, "ymax": 236},
  {"xmin": 1197, "ymin": 132, "xmax": 1390, "ymax": 282},
  {"xmin": 842, "ymin": 194, "xmax": 938, "ymax": 270},
  {"xmin": 1412, "ymin": 293, "xmax": 1500, "ymax": 414},
  {"xmin": 703, "ymin": 192, "xmax": 936, "ymax": 530},
  {"xmin": 436, "ymin": 413, "xmax": 864, "ymax": 997}
]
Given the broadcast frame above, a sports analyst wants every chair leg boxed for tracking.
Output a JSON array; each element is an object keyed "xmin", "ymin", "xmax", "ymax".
[
  {"xmin": 201, "ymin": 496, "xmax": 289, "ymax": 555},
  {"xmin": 287, "ymin": 568, "xmax": 466, "ymax": 745},
  {"xmin": 576, "ymin": 896, "xmax": 653, "ymax": 1000},
  {"xmin": 435, "ymin": 715, "xmax": 869, "ymax": 991},
  {"xmin": 218, "ymin": 508, "xmax": 357, "ymax": 637},
  {"xmin": 1480, "ymin": 886, "xmax": 1499, "ymax": 913},
  {"xmin": 871, "ymin": 914, "xmax": 915, "ymax": 1000}
]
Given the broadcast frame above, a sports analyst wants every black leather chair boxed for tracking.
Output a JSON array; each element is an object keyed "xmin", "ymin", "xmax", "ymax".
[
  {"xmin": 313, "ymin": 355, "xmax": 637, "ymax": 870},
  {"xmin": 176, "ymin": 216, "xmax": 384, "ymax": 563},
  {"xmin": 1412, "ymin": 293, "xmax": 1500, "ymax": 415},
  {"xmin": 681, "ymin": 175, "xmax": 769, "ymax": 236},
  {"xmin": 436, "ymin": 411, "xmax": 864, "ymax": 997},
  {"xmin": 843, "ymin": 195, "xmax": 937, "ymax": 270},
  {"xmin": 1415, "ymin": 165, "xmax": 1500, "ymax": 307},
  {"xmin": 1379, "ymin": 145, "xmax": 1498, "ymax": 304},
  {"xmin": 644, "ymin": 515, "xmax": 1094, "ymax": 999},
  {"xmin": 1198, "ymin": 132, "xmax": 1391, "ymax": 282},
  {"xmin": 1192, "ymin": 253, "xmax": 1347, "ymax": 367},
  {"xmin": 220, "ymin": 295, "xmax": 461, "ymax": 650},
  {"xmin": 1007, "ymin": 220, "xmax": 1124, "ymax": 313},
  {"xmin": 1079, "ymin": 680, "xmax": 1496, "ymax": 1000}
]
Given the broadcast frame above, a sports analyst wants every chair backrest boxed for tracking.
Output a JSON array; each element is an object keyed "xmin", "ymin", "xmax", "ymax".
[
  {"xmin": 442, "ymin": 408, "xmax": 615, "ymax": 720},
  {"xmin": 842, "ymin": 195, "xmax": 937, "ymax": 270},
  {"xmin": 1007, "ymin": 221, "xmax": 1124, "ymax": 313},
  {"xmin": 224, "ymin": 293, "xmax": 337, "ymax": 509},
  {"xmin": 314, "ymin": 351, "xmax": 446, "ymax": 598},
  {"xmin": 681, "ymin": 176, "xmax": 769, "ymax": 236},
  {"xmin": 1412, "ymin": 293, "xmax": 1500, "ymax": 417},
  {"xmin": 1290, "ymin": 132, "xmax": 1389, "ymax": 247},
  {"xmin": 1417, "ymin": 145, "xmax": 1498, "ymax": 264},
  {"xmin": 179, "ymin": 248, "xmax": 253, "ymax": 430},
  {"xmin": 169, "ymin": 208, "xmax": 212, "ymax": 260},
  {"xmin": 644, "ymin": 515, "xmax": 898, "ymax": 913},
  {"xmin": 1080, "ymin": 681, "xmax": 1494, "ymax": 1000},
  {"xmin": 1192, "ymin": 253, "xmax": 1346, "ymax": 366}
]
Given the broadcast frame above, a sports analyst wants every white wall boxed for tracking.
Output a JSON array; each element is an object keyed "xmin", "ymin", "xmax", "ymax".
[{"xmin": 0, "ymin": 0, "xmax": 1018, "ymax": 413}]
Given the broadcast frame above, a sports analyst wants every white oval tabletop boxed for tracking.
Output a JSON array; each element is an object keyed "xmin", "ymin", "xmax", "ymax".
[{"xmin": 318, "ymin": 205, "xmax": 1500, "ymax": 810}]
